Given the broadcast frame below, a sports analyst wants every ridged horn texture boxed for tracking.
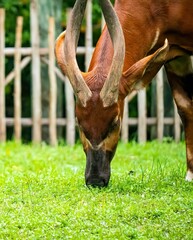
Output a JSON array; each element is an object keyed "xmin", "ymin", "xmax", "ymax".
[
  {"xmin": 63, "ymin": 0, "xmax": 92, "ymax": 107},
  {"xmin": 59, "ymin": 0, "xmax": 125, "ymax": 107},
  {"xmin": 99, "ymin": 0, "xmax": 125, "ymax": 107}
]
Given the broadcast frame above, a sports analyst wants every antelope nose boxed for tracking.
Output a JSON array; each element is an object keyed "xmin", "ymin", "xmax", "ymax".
[{"xmin": 86, "ymin": 176, "xmax": 107, "ymax": 187}]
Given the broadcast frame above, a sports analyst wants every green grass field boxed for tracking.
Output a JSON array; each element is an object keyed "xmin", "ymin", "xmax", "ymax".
[{"xmin": 0, "ymin": 141, "xmax": 192, "ymax": 239}]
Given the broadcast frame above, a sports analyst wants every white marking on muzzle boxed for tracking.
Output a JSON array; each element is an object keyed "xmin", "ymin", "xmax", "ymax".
[{"xmin": 185, "ymin": 170, "xmax": 193, "ymax": 181}]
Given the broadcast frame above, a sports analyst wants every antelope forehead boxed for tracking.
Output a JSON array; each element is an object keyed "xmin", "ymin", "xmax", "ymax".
[
  {"xmin": 82, "ymin": 115, "xmax": 114, "ymax": 138},
  {"xmin": 76, "ymin": 104, "xmax": 119, "ymax": 125},
  {"xmin": 85, "ymin": 115, "xmax": 121, "ymax": 137},
  {"xmin": 77, "ymin": 112, "xmax": 119, "ymax": 131},
  {"xmin": 87, "ymin": 119, "xmax": 121, "ymax": 151}
]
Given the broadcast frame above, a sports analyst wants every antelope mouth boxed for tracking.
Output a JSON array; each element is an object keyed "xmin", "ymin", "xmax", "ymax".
[{"xmin": 86, "ymin": 177, "xmax": 108, "ymax": 188}]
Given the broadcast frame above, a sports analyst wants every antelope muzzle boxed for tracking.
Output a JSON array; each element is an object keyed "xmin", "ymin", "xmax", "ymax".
[{"xmin": 85, "ymin": 148, "xmax": 114, "ymax": 187}]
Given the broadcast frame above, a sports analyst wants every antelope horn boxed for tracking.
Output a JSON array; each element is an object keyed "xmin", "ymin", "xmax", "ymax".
[
  {"xmin": 99, "ymin": 0, "xmax": 125, "ymax": 107},
  {"xmin": 55, "ymin": 0, "xmax": 92, "ymax": 107}
]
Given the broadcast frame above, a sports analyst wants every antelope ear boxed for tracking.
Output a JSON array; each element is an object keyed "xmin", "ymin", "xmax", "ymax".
[
  {"xmin": 120, "ymin": 39, "xmax": 169, "ymax": 96},
  {"xmin": 55, "ymin": 31, "xmax": 66, "ymax": 75}
]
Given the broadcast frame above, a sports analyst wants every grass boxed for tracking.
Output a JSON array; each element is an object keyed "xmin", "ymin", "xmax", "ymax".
[{"xmin": 0, "ymin": 141, "xmax": 192, "ymax": 239}]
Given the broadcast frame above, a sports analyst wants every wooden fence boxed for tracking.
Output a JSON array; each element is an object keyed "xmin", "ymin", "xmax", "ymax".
[{"xmin": 0, "ymin": 1, "xmax": 182, "ymax": 145}]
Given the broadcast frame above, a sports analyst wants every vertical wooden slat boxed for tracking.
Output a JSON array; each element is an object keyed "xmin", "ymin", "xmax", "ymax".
[
  {"xmin": 156, "ymin": 68, "xmax": 164, "ymax": 141},
  {"xmin": 101, "ymin": 14, "xmax": 105, "ymax": 30},
  {"xmin": 48, "ymin": 17, "xmax": 57, "ymax": 146},
  {"xmin": 85, "ymin": 0, "xmax": 92, "ymax": 70},
  {"xmin": 14, "ymin": 16, "xmax": 23, "ymax": 141},
  {"xmin": 174, "ymin": 102, "xmax": 181, "ymax": 142},
  {"xmin": 30, "ymin": 0, "xmax": 41, "ymax": 143},
  {"xmin": 121, "ymin": 98, "xmax": 128, "ymax": 143},
  {"xmin": 65, "ymin": 78, "xmax": 75, "ymax": 145},
  {"xmin": 65, "ymin": 8, "xmax": 75, "ymax": 145},
  {"xmin": 0, "ymin": 8, "xmax": 6, "ymax": 142},
  {"xmin": 138, "ymin": 90, "xmax": 147, "ymax": 142}
]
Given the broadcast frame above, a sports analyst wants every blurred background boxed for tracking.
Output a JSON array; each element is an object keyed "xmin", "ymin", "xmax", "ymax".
[{"xmin": 0, "ymin": 0, "xmax": 183, "ymax": 145}]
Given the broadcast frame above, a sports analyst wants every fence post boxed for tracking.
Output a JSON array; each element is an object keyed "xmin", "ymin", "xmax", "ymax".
[
  {"xmin": 85, "ymin": 0, "xmax": 93, "ymax": 70},
  {"xmin": 101, "ymin": 14, "xmax": 105, "ymax": 30},
  {"xmin": 121, "ymin": 98, "xmax": 129, "ymax": 143},
  {"xmin": 65, "ymin": 78, "xmax": 75, "ymax": 145},
  {"xmin": 30, "ymin": 0, "xmax": 42, "ymax": 143},
  {"xmin": 174, "ymin": 102, "xmax": 181, "ymax": 142},
  {"xmin": 65, "ymin": 8, "xmax": 75, "ymax": 145},
  {"xmin": 138, "ymin": 90, "xmax": 147, "ymax": 142},
  {"xmin": 48, "ymin": 17, "xmax": 57, "ymax": 146},
  {"xmin": 156, "ymin": 68, "xmax": 164, "ymax": 141},
  {"xmin": 14, "ymin": 16, "xmax": 23, "ymax": 141},
  {"xmin": 0, "ymin": 8, "xmax": 6, "ymax": 142}
]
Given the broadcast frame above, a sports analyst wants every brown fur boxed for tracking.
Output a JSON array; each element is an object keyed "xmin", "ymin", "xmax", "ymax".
[{"xmin": 56, "ymin": 0, "xmax": 193, "ymax": 185}]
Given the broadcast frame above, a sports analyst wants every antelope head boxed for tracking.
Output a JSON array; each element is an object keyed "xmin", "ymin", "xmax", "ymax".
[{"xmin": 55, "ymin": 0, "xmax": 125, "ymax": 187}]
